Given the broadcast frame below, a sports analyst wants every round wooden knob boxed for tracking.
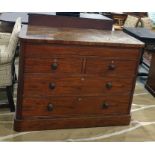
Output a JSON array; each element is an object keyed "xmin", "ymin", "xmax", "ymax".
[
  {"xmin": 102, "ymin": 102, "xmax": 109, "ymax": 109},
  {"xmin": 109, "ymin": 63, "xmax": 116, "ymax": 70},
  {"xmin": 106, "ymin": 82, "xmax": 112, "ymax": 89},
  {"xmin": 51, "ymin": 63, "xmax": 58, "ymax": 70},
  {"xmin": 47, "ymin": 103, "xmax": 54, "ymax": 111},
  {"xmin": 49, "ymin": 83, "xmax": 56, "ymax": 89},
  {"xmin": 78, "ymin": 97, "xmax": 82, "ymax": 101}
]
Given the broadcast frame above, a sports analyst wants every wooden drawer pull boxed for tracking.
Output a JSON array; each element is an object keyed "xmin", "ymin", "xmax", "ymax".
[
  {"xmin": 106, "ymin": 82, "xmax": 113, "ymax": 89},
  {"xmin": 51, "ymin": 63, "xmax": 58, "ymax": 70},
  {"xmin": 49, "ymin": 83, "xmax": 56, "ymax": 89},
  {"xmin": 108, "ymin": 63, "xmax": 116, "ymax": 70},
  {"xmin": 102, "ymin": 102, "xmax": 109, "ymax": 109},
  {"xmin": 47, "ymin": 103, "xmax": 54, "ymax": 111}
]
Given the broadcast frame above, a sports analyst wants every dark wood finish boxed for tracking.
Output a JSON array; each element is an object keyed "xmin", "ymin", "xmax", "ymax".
[
  {"xmin": 14, "ymin": 23, "xmax": 144, "ymax": 131},
  {"xmin": 24, "ymin": 58, "xmax": 138, "ymax": 77},
  {"xmin": 21, "ymin": 25, "xmax": 143, "ymax": 48},
  {"xmin": 24, "ymin": 43, "xmax": 140, "ymax": 59},
  {"xmin": 23, "ymin": 75, "xmax": 134, "ymax": 96},
  {"xmin": 21, "ymin": 95, "xmax": 130, "ymax": 118},
  {"xmin": 15, "ymin": 41, "xmax": 25, "ymax": 119},
  {"xmin": 14, "ymin": 114, "xmax": 131, "ymax": 132},
  {"xmin": 28, "ymin": 13, "xmax": 113, "ymax": 30},
  {"xmin": 0, "ymin": 12, "xmax": 113, "ymax": 30},
  {"xmin": 86, "ymin": 58, "xmax": 138, "ymax": 76},
  {"xmin": 24, "ymin": 58, "xmax": 83, "ymax": 74}
]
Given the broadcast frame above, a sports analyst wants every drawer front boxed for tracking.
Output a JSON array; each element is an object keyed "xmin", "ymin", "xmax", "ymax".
[
  {"xmin": 86, "ymin": 58, "xmax": 137, "ymax": 77},
  {"xmin": 23, "ymin": 75, "xmax": 133, "ymax": 96},
  {"xmin": 25, "ymin": 58, "xmax": 82, "ymax": 74},
  {"xmin": 22, "ymin": 96, "xmax": 130, "ymax": 118},
  {"xmin": 25, "ymin": 44, "xmax": 140, "ymax": 60}
]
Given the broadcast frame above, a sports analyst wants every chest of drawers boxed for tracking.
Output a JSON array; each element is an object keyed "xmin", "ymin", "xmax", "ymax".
[{"xmin": 14, "ymin": 25, "xmax": 144, "ymax": 131}]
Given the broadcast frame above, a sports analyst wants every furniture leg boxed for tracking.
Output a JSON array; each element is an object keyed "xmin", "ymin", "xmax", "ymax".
[{"xmin": 6, "ymin": 86, "xmax": 15, "ymax": 112}]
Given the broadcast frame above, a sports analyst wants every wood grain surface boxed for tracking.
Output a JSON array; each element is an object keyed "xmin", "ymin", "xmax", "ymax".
[
  {"xmin": 14, "ymin": 114, "xmax": 131, "ymax": 132},
  {"xmin": 21, "ymin": 95, "xmax": 130, "ymax": 118},
  {"xmin": 23, "ymin": 75, "xmax": 133, "ymax": 96},
  {"xmin": 28, "ymin": 13, "xmax": 113, "ymax": 30},
  {"xmin": 20, "ymin": 25, "xmax": 144, "ymax": 48},
  {"xmin": 14, "ymin": 23, "xmax": 143, "ymax": 131},
  {"xmin": 24, "ymin": 44, "xmax": 140, "ymax": 58}
]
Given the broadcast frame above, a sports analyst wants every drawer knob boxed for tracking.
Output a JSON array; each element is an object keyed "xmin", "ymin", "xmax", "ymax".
[
  {"xmin": 102, "ymin": 102, "xmax": 109, "ymax": 109},
  {"xmin": 51, "ymin": 63, "xmax": 58, "ymax": 70},
  {"xmin": 109, "ymin": 63, "xmax": 116, "ymax": 70},
  {"xmin": 49, "ymin": 83, "xmax": 56, "ymax": 89},
  {"xmin": 106, "ymin": 82, "xmax": 112, "ymax": 89},
  {"xmin": 47, "ymin": 103, "xmax": 54, "ymax": 111}
]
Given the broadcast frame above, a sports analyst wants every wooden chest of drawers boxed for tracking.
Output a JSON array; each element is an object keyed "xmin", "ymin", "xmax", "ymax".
[{"xmin": 14, "ymin": 25, "xmax": 144, "ymax": 131}]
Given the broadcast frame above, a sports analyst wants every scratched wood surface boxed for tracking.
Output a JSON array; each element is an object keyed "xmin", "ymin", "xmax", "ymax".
[
  {"xmin": 14, "ymin": 24, "xmax": 143, "ymax": 131},
  {"xmin": 19, "ymin": 25, "xmax": 144, "ymax": 48}
]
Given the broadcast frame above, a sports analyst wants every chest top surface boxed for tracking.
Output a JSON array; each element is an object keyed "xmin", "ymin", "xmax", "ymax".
[{"xmin": 19, "ymin": 25, "xmax": 144, "ymax": 48}]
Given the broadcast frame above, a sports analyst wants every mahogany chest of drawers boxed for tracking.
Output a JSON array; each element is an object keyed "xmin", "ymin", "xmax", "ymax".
[{"xmin": 14, "ymin": 25, "xmax": 144, "ymax": 131}]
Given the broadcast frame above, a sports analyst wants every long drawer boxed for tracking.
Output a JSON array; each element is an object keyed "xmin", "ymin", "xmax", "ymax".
[
  {"xmin": 23, "ymin": 75, "xmax": 134, "ymax": 96},
  {"xmin": 22, "ymin": 96, "xmax": 130, "ymax": 118},
  {"xmin": 25, "ymin": 44, "xmax": 140, "ymax": 60}
]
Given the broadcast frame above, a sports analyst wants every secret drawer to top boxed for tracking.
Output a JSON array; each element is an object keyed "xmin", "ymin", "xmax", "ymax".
[{"xmin": 24, "ymin": 44, "xmax": 140, "ymax": 59}]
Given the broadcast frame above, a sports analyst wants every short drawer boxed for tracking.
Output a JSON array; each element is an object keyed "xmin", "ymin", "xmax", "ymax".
[
  {"xmin": 22, "ymin": 96, "xmax": 130, "ymax": 118},
  {"xmin": 25, "ymin": 43, "xmax": 140, "ymax": 60},
  {"xmin": 23, "ymin": 75, "xmax": 134, "ymax": 96},
  {"xmin": 86, "ymin": 58, "xmax": 138, "ymax": 77},
  {"xmin": 24, "ymin": 58, "xmax": 82, "ymax": 74}
]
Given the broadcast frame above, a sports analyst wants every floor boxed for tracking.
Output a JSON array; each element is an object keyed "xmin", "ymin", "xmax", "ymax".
[{"xmin": 0, "ymin": 63, "xmax": 155, "ymax": 141}]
